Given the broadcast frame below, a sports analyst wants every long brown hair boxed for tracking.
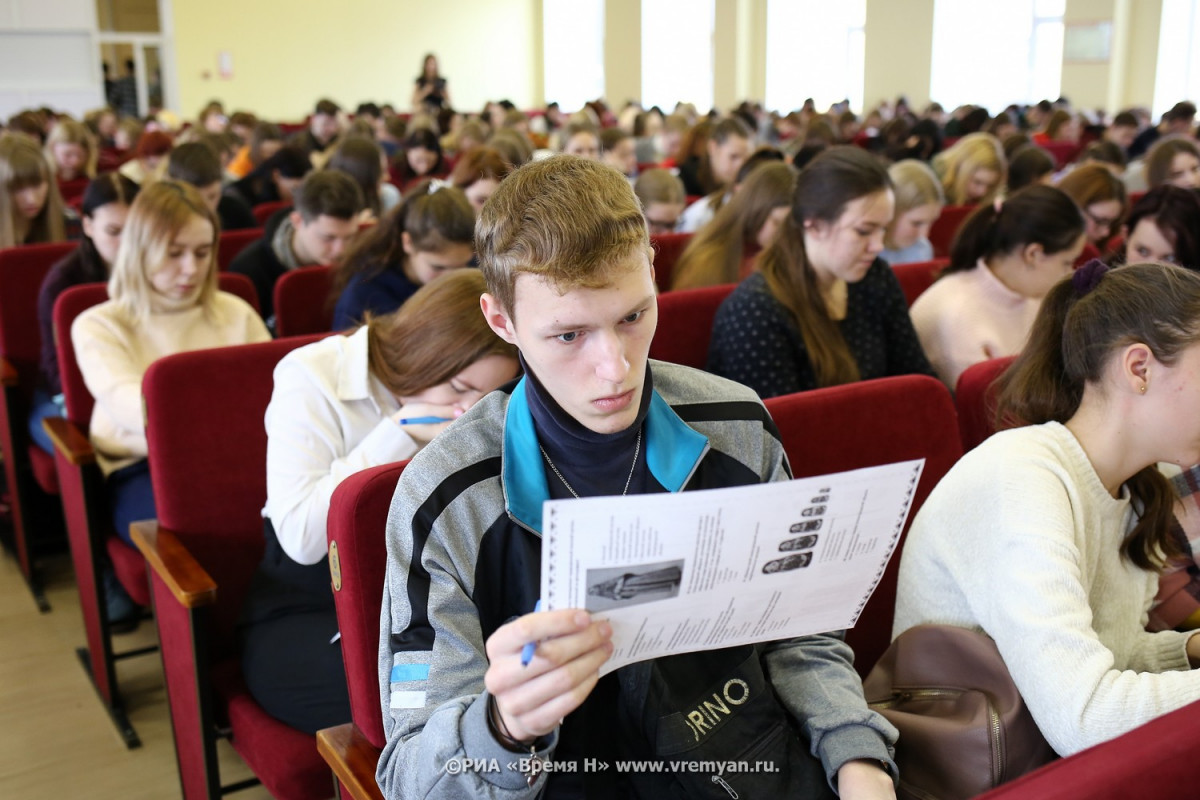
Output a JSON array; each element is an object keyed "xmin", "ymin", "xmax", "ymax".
[
  {"xmin": 946, "ymin": 185, "xmax": 1084, "ymax": 274},
  {"xmin": 364, "ymin": 269, "xmax": 515, "ymax": 395},
  {"xmin": 997, "ymin": 262, "xmax": 1200, "ymax": 569},
  {"xmin": 671, "ymin": 162, "xmax": 795, "ymax": 290},
  {"xmin": 0, "ymin": 134, "xmax": 66, "ymax": 248},
  {"xmin": 758, "ymin": 146, "xmax": 891, "ymax": 388}
]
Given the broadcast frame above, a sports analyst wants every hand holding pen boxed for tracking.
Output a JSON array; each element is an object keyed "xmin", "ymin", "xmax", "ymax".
[
  {"xmin": 482, "ymin": 603, "xmax": 613, "ymax": 744},
  {"xmin": 390, "ymin": 402, "xmax": 463, "ymax": 444}
]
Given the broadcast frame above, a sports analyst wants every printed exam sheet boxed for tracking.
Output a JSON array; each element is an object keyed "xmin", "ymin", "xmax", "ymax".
[{"xmin": 540, "ymin": 459, "xmax": 924, "ymax": 674}]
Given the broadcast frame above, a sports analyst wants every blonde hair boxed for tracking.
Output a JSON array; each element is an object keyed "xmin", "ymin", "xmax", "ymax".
[
  {"xmin": 478, "ymin": 155, "xmax": 650, "ymax": 316},
  {"xmin": 44, "ymin": 118, "xmax": 98, "ymax": 179},
  {"xmin": 933, "ymin": 132, "xmax": 1006, "ymax": 205},
  {"xmin": 0, "ymin": 134, "xmax": 65, "ymax": 248},
  {"xmin": 108, "ymin": 181, "xmax": 220, "ymax": 323},
  {"xmin": 634, "ymin": 168, "xmax": 686, "ymax": 208},
  {"xmin": 886, "ymin": 159, "xmax": 944, "ymax": 249}
]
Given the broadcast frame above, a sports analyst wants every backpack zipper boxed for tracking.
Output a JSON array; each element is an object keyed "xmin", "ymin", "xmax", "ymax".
[{"xmin": 711, "ymin": 775, "xmax": 738, "ymax": 798}]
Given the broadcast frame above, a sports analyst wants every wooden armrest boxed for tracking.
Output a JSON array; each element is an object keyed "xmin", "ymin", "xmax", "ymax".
[
  {"xmin": 0, "ymin": 356, "xmax": 16, "ymax": 387},
  {"xmin": 43, "ymin": 416, "xmax": 95, "ymax": 466},
  {"xmin": 131, "ymin": 520, "xmax": 217, "ymax": 608},
  {"xmin": 316, "ymin": 723, "xmax": 384, "ymax": 800}
]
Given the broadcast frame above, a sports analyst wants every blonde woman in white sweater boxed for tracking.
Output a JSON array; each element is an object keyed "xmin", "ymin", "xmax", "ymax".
[
  {"xmin": 73, "ymin": 180, "xmax": 270, "ymax": 547},
  {"xmin": 895, "ymin": 260, "xmax": 1200, "ymax": 757}
]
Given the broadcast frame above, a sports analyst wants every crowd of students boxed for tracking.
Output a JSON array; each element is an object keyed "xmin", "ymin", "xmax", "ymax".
[{"xmin": 4, "ymin": 76, "xmax": 1200, "ymax": 798}]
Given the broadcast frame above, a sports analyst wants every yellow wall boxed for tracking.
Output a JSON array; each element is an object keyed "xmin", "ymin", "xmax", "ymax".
[
  {"xmin": 863, "ymin": 0, "xmax": 935, "ymax": 110},
  {"xmin": 1060, "ymin": 0, "xmax": 1160, "ymax": 113},
  {"xmin": 172, "ymin": 0, "xmax": 540, "ymax": 120}
]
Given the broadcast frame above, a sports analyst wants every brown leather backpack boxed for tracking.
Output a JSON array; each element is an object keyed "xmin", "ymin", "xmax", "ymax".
[{"xmin": 863, "ymin": 625, "xmax": 1057, "ymax": 800}]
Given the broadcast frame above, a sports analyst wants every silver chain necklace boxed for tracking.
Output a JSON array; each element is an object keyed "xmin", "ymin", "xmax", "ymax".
[{"xmin": 539, "ymin": 428, "xmax": 642, "ymax": 499}]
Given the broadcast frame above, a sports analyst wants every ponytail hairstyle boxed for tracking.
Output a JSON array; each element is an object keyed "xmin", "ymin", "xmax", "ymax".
[
  {"xmin": 330, "ymin": 179, "xmax": 474, "ymax": 298},
  {"xmin": 758, "ymin": 146, "xmax": 892, "ymax": 388},
  {"xmin": 996, "ymin": 261, "xmax": 1200, "ymax": 569},
  {"xmin": 671, "ymin": 161, "xmax": 795, "ymax": 290},
  {"xmin": 0, "ymin": 134, "xmax": 65, "ymax": 248},
  {"xmin": 946, "ymin": 184, "xmax": 1084, "ymax": 274},
  {"xmin": 364, "ymin": 269, "xmax": 516, "ymax": 396}
]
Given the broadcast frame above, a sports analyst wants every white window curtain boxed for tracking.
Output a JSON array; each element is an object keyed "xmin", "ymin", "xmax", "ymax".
[
  {"xmin": 640, "ymin": 0, "xmax": 715, "ymax": 111},
  {"xmin": 765, "ymin": 0, "xmax": 865, "ymax": 113},
  {"xmin": 1154, "ymin": 0, "xmax": 1200, "ymax": 119},
  {"xmin": 543, "ymin": 0, "xmax": 605, "ymax": 112}
]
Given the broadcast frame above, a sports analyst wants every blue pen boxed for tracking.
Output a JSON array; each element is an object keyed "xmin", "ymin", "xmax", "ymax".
[
  {"xmin": 520, "ymin": 599, "xmax": 543, "ymax": 667},
  {"xmin": 396, "ymin": 415, "xmax": 453, "ymax": 425}
]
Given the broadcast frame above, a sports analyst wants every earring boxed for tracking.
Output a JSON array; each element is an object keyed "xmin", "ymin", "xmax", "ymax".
[{"xmin": 1140, "ymin": 384, "xmax": 1147, "ymax": 394}]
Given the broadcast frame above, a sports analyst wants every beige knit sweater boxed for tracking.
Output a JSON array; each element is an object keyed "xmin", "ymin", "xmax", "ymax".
[
  {"xmin": 72, "ymin": 291, "xmax": 270, "ymax": 474},
  {"xmin": 893, "ymin": 422, "xmax": 1200, "ymax": 756}
]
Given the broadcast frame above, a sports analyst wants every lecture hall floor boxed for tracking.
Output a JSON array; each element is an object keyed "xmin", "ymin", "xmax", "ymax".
[{"xmin": 0, "ymin": 549, "xmax": 275, "ymax": 799}]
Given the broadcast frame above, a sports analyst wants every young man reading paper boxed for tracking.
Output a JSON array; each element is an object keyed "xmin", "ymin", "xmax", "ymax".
[{"xmin": 377, "ymin": 155, "xmax": 898, "ymax": 799}]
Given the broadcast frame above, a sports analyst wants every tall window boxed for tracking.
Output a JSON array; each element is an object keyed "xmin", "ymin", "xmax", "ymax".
[
  {"xmin": 1154, "ymin": 0, "xmax": 1200, "ymax": 119},
  {"xmin": 641, "ymin": 0, "xmax": 715, "ymax": 111},
  {"xmin": 543, "ymin": 0, "xmax": 605, "ymax": 111},
  {"xmin": 930, "ymin": 0, "xmax": 1064, "ymax": 113},
  {"xmin": 765, "ymin": 0, "xmax": 865, "ymax": 113}
]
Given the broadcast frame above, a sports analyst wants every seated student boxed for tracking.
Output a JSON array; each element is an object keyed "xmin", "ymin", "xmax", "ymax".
[
  {"xmin": 295, "ymin": 98, "xmax": 342, "ymax": 156},
  {"xmin": 894, "ymin": 260, "xmax": 1200, "ymax": 757},
  {"xmin": 1078, "ymin": 140, "xmax": 1128, "ymax": 175},
  {"xmin": 1055, "ymin": 163, "xmax": 1128, "ymax": 251},
  {"xmin": 240, "ymin": 269, "xmax": 518, "ymax": 736},
  {"xmin": 1006, "ymin": 145, "xmax": 1056, "ymax": 192},
  {"xmin": 118, "ymin": 130, "xmax": 172, "ymax": 186},
  {"xmin": 376, "ymin": 154, "xmax": 898, "ymax": 799},
  {"xmin": 448, "ymin": 146, "xmax": 512, "ymax": 214},
  {"xmin": 560, "ymin": 121, "xmax": 601, "ymax": 160},
  {"xmin": 1127, "ymin": 100, "xmax": 1196, "ymax": 160},
  {"xmin": 31, "ymin": 174, "xmax": 140, "ymax": 454},
  {"xmin": 679, "ymin": 145, "xmax": 782, "ymax": 234},
  {"xmin": 1114, "ymin": 185, "xmax": 1200, "ymax": 270},
  {"xmin": 228, "ymin": 144, "xmax": 313, "ymax": 209},
  {"xmin": 933, "ymin": 132, "xmax": 1007, "ymax": 206},
  {"xmin": 708, "ymin": 146, "xmax": 934, "ymax": 399},
  {"xmin": 600, "ymin": 127, "xmax": 637, "ymax": 179},
  {"xmin": 1103, "ymin": 110, "xmax": 1140, "ymax": 154},
  {"xmin": 488, "ymin": 128, "xmax": 535, "ymax": 168},
  {"xmin": 227, "ymin": 121, "xmax": 282, "ymax": 180},
  {"xmin": 72, "ymin": 182, "xmax": 269, "ymax": 625},
  {"xmin": 391, "ymin": 128, "xmax": 446, "ymax": 193},
  {"xmin": 677, "ymin": 116, "xmax": 751, "ymax": 198},
  {"xmin": 330, "ymin": 181, "xmax": 474, "ymax": 329},
  {"xmin": 1145, "ymin": 136, "xmax": 1200, "ymax": 190},
  {"xmin": 1031, "ymin": 109, "xmax": 1080, "ymax": 146},
  {"xmin": 909, "ymin": 186, "xmax": 1086, "ymax": 388},
  {"xmin": 44, "ymin": 118, "xmax": 97, "ymax": 183},
  {"xmin": 670, "ymin": 161, "xmax": 795, "ymax": 290},
  {"xmin": 633, "ymin": 168, "xmax": 687, "ymax": 235},
  {"xmin": 229, "ymin": 171, "xmax": 364, "ymax": 328},
  {"xmin": 880, "ymin": 159, "xmax": 944, "ymax": 265},
  {"xmin": 0, "ymin": 133, "xmax": 67, "ymax": 248},
  {"xmin": 73, "ymin": 181, "xmax": 270, "ymax": 544},
  {"xmin": 326, "ymin": 135, "xmax": 396, "ymax": 220},
  {"xmin": 166, "ymin": 141, "xmax": 257, "ymax": 230}
]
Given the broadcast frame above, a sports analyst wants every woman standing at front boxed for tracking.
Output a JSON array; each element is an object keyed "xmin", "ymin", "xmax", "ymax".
[{"xmin": 707, "ymin": 146, "xmax": 934, "ymax": 399}]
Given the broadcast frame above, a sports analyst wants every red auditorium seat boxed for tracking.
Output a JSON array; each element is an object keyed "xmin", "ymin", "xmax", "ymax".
[
  {"xmin": 765, "ymin": 375, "xmax": 963, "ymax": 676},
  {"xmin": 649, "ymin": 232, "xmax": 692, "ymax": 293},
  {"xmin": 44, "ymin": 273, "xmax": 261, "ymax": 747},
  {"xmin": 649, "ymin": 283, "xmax": 736, "ymax": 369},
  {"xmin": 928, "ymin": 204, "xmax": 976, "ymax": 258},
  {"xmin": 0, "ymin": 241, "xmax": 76, "ymax": 610},
  {"xmin": 134, "ymin": 333, "xmax": 327, "ymax": 800},
  {"xmin": 274, "ymin": 264, "xmax": 334, "ymax": 336},
  {"xmin": 251, "ymin": 200, "xmax": 290, "ymax": 227},
  {"xmin": 891, "ymin": 258, "xmax": 948, "ymax": 307},
  {"xmin": 954, "ymin": 355, "xmax": 1018, "ymax": 453},
  {"xmin": 316, "ymin": 461, "xmax": 409, "ymax": 800},
  {"xmin": 217, "ymin": 228, "xmax": 263, "ymax": 272}
]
